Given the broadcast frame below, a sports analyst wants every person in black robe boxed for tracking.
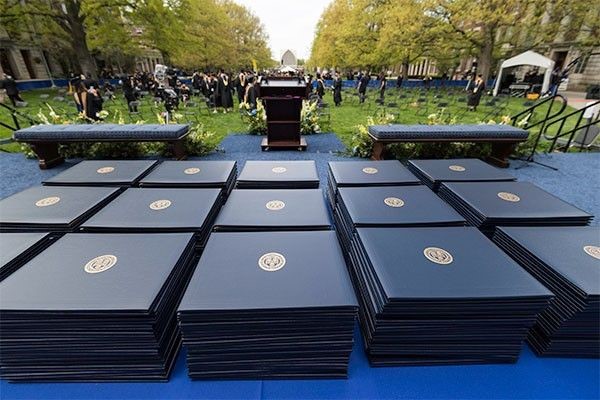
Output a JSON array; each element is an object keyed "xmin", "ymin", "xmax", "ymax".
[
  {"xmin": 85, "ymin": 86, "xmax": 103, "ymax": 120},
  {"xmin": 316, "ymin": 74, "xmax": 325, "ymax": 100},
  {"xmin": 244, "ymin": 76, "xmax": 257, "ymax": 112},
  {"xmin": 209, "ymin": 74, "xmax": 219, "ymax": 113},
  {"xmin": 378, "ymin": 73, "xmax": 387, "ymax": 100},
  {"xmin": 396, "ymin": 74, "xmax": 403, "ymax": 90},
  {"xmin": 123, "ymin": 76, "xmax": 139, "ymax": 112},
  {"xmin": 235, "ymin": 70, "xmax": 246, "ymax": 104},
  {"xmin": 218, "ymin": 71, "xmax": 233, "ymax": 113},
  {"xmin": 357, "ymin": 72, "xmax": 369, "ymax": 103},
  {"xmin": 332, "ymin": 72, "xmax": 342, "ymax": 106},
  {"xmin": 467, "ymin": 74, "xmax": 485, "ymax": 111},
  {"xmin": 0, "ymin": 74, "xmax": 25, "ymax": 106}
]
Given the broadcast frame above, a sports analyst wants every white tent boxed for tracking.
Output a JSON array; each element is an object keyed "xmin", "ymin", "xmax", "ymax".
[{"xmin": 493, "ymin": 50, "xmax": 555, "ymax": 96}]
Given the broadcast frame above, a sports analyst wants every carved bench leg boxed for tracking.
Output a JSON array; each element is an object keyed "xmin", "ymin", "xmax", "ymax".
[
  {"xmin": 371, "ymin": 141, "xmax": 386, "ymax": 160},
  {"xmin": 30, "ymin": 142, "xmax": 64, "ymax": 169},
  {"xmin": 488, "ymin": 142, "xmax": 516, "ymax": 168},
  {"xmin": 171, "ymin": 140, "xmax": 187, "ymax": 160}
]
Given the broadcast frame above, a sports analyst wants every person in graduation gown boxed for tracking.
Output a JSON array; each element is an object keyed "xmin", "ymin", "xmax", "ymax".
[
  {"xmin": 209, "ymin": 74, "xmax": 219, "ymax": 113},
  {"xmin": 378, "ymin": 72, "xmax": 387, "ymax": 100},
  {"xmin": 0, "ymin": 74, "xmax": 25, "ymax": 106},
  {"xmin": 85, "ymin": 86, "xmax": 103, "ymax": 121},
  {"xmin": 218, "ymin": 71, "xmax": 233, "ymax": 113},
  {"xmin": 396, "ymin": 74, "xmax": 403, "ymax": 90},
  {"xmin": 357, "ymin": 72, "xmax": 369, "ymax": 103},
  {"xmin": 235, "ymin": 70, "xmax": 246, "ymax": 104},
  {"xmin": 244, "ymin": 75, "xmax": 257, "ymax": 112},
  {"xmin": 316, "ymin": 74, "xmax": 325, "ymax": 100},
  {"xmin": 467, "ymin": 74, "xmax": 485, "ymax": 111},
  {"xmin": 332, "ymin": 72, "xmax": 342, "ymax": 106}
]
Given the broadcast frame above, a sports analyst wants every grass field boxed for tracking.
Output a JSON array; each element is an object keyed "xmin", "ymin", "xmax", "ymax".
[{"xmin": 0, "ymin": 86, "xmax": 584, "ymax": 154}]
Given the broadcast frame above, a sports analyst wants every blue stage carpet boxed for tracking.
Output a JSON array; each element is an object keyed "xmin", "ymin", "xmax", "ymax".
[{"xmin": 0, "ymin": 133, "xmax": 599, "ymax": 399}]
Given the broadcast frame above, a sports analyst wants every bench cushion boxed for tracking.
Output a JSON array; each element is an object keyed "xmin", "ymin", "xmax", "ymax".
[
  {"xmin": 14, "ymin": 124, "xmax": 189, "ymax": 142},
  {"xmin": 368, "ymin": 124, "xmax": 528, "ymax": 141}
]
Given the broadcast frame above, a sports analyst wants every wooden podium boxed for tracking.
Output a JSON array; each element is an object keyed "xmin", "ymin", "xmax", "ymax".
[{"xmin": 258, "ymin": 77, "xmax": 308, "ymax": 151}]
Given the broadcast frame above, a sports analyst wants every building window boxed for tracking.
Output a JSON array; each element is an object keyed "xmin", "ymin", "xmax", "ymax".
[{"xmin": 574, "ymin": 54, "xmax": 590, "ymax": 74}]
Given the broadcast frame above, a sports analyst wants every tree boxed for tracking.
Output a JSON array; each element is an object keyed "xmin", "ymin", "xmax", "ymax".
[{"xmin": 0, "ymin": 0, "xmax": 138, "ymax": 77}]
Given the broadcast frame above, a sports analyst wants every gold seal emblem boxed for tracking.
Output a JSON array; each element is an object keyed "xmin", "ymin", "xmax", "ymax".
[
  {"xmin": 448, "ymin": 165, "xmax": 466, "ymax": 172},
  {"xmin": 96, "ymin": 166, "xmax": 115, "ymax": 174},
  {"xmin": 35, "ymin": 196, "xmax": 61, "ymax": 207},
  {"xmin": 84, "ymin": 254, "xmax": 117, "ymax": 274},
  {"xmin": 271, "ymin": 166, "xmax": 287, "ymax": 174},
  {"xmin": 384, "ymin": 197, "xmax": 405, "ymax": 208},
  {"xmin": 258, "ymin": 252, "xmax": 286, "ymax": 272},
  {"xmin": 583, "ymin": 245, "xmax": 600, "ymax": 260},
  {"xmin": 497, "ymin": 192, "xmax": 521, "ymax": 202},
  {"xmin": 266, "ymin": 200, "xmax": 285, "ymax": 211},
  {"xmin": 149, "ymin": 199, "xmax": 172, "ymax": 210},
  {"xmin": 184, "ymin": 167, "xmax": 200, "ymax": 175},
  {"xmin": 423, "ymin": 247, "xmax": 453, "ymax": 265},
  {"xmin": 362, "ymin": 167, "xmax": 378, "ymax": 174}
]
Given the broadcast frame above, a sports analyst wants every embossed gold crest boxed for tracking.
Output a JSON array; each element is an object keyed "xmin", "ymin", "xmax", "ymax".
[
  {"xmin": 265, "ymin": 200, "xmax": 285, "ymax": 211},
  {"xmin": 448, "ymin": 165, "xmax": 466, "ymax": 172},
  {"xmin": 258, "ymin": 252, "xmax": 286, "ymax": 272},
  {"xmin": 271, "ymin": 167, "xmax": 287, "ymax": 174},
  {"xmin": 149, "ymin": 199, "xmax": 172, "ymax": 210},
  {"xmin": 423, "ymin": 247, "xmax": 453, "ymax": 265},
  {"xmin": 184, "ymin": 167, "xmax": 201, "ymax": 175},
  {"xmin": 84, "ymin": 254, "xmax": 117, "ymax": 274},
  {"xmin": 35, "ymin": 196, "xmax": 61, "ymax": 207},
  {"xmin": 96, "ymin": 166, "xmax": 115, "ymax": 174},
  {"xmin": 362, "ymin": 167, "xmax": 378, "ymax": 174},
  {"xmin": 583, "ymin": 245, "xmax": 600, "ymax": 260},
  {"xmin": 497, "ymin": 192, "xmax": 521, "ymax": 202},
  {"xmin": 384, "ymin": 197, "xmax": 405, "ymax": 208}
]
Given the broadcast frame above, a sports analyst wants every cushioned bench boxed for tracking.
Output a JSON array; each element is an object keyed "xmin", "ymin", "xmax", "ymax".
[
  {"xmin": 13, "ymin": 124, "xmax": 190, "ymax": 169},
  {"xmin": 368, "ymin": 124, "xmax": 529, "ymax": 167}
]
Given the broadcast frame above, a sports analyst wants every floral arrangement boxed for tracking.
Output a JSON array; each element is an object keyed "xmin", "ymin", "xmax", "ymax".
[
  {"xmin": 240, "ymin": 100, "xmax": 322, "ymax": 135},
  {"xmin": 23, "ymin": 105, "xmax": 217, "ymax": 159},
  {"xmin": 350, "ymin": 110, "xmax": 395, "ymax": 158}
]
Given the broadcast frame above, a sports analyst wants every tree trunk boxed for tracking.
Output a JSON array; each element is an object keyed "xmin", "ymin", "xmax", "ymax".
[
  {"xmin": 477, "ymin": 27, "xmax": 494, "ymax": 82},
  {"xmin": 401, "ymin": 58, "xmax": 410, "ymax": 78},
  {"xmin": 65, "ymin": 0, "xmax": 97, "ymax": 78}
]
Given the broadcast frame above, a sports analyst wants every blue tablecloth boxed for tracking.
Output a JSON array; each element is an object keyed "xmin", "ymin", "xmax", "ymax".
[{"xmin": 2, "ymin": 327, "xmax": 598, "ymax": 399}]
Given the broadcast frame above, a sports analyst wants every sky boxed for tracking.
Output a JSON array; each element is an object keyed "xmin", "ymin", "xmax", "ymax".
[{"xmin": 233, "ymin": 0, "xmax": 331, "ymax": 61}]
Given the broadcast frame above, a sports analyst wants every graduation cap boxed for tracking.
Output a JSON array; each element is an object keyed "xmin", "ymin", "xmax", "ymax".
[
  {"xmin": 438, "ymin": 181, "xmax": 593, "ymax": 235},
  {"xmin": 493, "ymin": 226, "xmax": 600, "ymax": 358},
  {"xmin": 43, "ymin": 160, "xmax": 158, "ymax": 187},
  {"xmin": 327, "ymin": 161, "xmax": 420, "ymax": 207},
  {"xmin": 0, "ymin": 232, "xmax": 197, "ymax": 381},
  {"xmin": 237, "ymin": 161, "xmax": 319, "ymax": 189},
  {"xmin": 80, "ymin": 188, "xmax": 222, "ymax": 248},
  {"xmin": 407, "ymin": 158, "xmax": 516, "ymax": 192},
  {"xmin": 0, "ymin": 232, "xmax": 56, "ymax": 282},
  {"xmin": 347, "ymin": 226, "xmax": 552, "ymax": 366},
  {"xmin": 138, "ymin": 161, "xmax": 237, "ymax": 199},
  {"xmin": 0, "ymin": 185, "xmax": 121, "ymax": 232},
  {"xmin": 177, "ymin": 231, "xmax": 358, "ymax": 379},
  {"xmin": 213, "ymin": 189, "xmax": 331, "ymax": 232}
]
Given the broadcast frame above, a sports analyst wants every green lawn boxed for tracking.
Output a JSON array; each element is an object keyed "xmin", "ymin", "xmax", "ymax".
[{"xmin": 0, "ymin": 86, "xmax": 584, "ymax": 154}]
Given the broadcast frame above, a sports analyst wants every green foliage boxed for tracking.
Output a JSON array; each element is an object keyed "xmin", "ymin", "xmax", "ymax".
[
  {"xmin": 239, "ymin": 101, "xmax": 267, "ymax": 134},
  {"xmin": 239, "ymin": 100, "xmax": 323, "ymax": 135},
  {"xmin": 350, "ymin": 110, "xmax": 396, "ymax": 158},
  {"xmin": 300, "ymin": 101, "xmax": 321, "ymax": 134},
  {"xmin": 24, "ymin": 106, "xmax": 218, "ymax": 159}
]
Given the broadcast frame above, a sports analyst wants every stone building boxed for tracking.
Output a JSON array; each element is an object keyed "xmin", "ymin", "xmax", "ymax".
[{"xmin": 281, "ymin": 50, "xmax": 297, "ymax": 68}]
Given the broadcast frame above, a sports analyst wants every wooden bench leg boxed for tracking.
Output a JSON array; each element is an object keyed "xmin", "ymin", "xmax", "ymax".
[
  {"xmin": 371, "ymin": 142, "xmax": 386, "ymax": 160},
  {"xmin": 30, "ymin": 142, "xmax": 64, "ymax": 169},
  {"xmin": 488, "ymin": 143, "xmax": 516, "ymax": 168},
  {"xmin": 171, "ymin": 140, "xmax": 187, "ymax": 160}
]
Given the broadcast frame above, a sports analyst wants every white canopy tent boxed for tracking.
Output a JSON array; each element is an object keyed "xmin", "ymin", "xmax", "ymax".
[{"xmin": 493, "ymin": 51, "xmax": 555, "ymax": 96}]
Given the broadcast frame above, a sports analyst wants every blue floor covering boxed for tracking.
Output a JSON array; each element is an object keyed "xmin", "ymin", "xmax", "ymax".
[{"xmin": 0, "ymin": 133, "xmax": 599, "ymax": 399}]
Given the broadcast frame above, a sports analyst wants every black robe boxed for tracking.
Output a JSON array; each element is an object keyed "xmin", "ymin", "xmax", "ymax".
[
  {"xmin": 316, "ymin": 79, "xmax": 325, "ymax": 98},
  {"xmin": 467, "ymin": 80, "xmax": 485, "ymax": 107},
  {"xmin": 244, "ymin": 84, "xmax": 257, "ymax": 109},
  {"xmin": 218, "ymin": 75, "xmax": 233, "ymax": 108},
  {"xmin": 333, "ymin": 78, "xmax": 342, "ymax": 105}
]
